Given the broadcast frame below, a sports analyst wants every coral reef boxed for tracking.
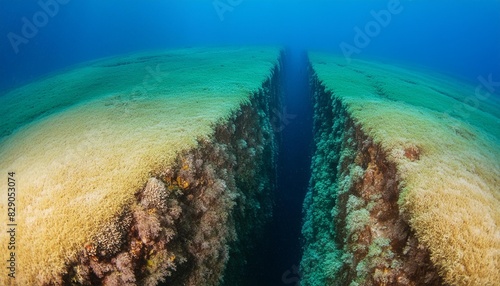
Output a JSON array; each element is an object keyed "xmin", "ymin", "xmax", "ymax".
[
  {"xmin": 302, "ymin": 54, "xmax": 500, "ymax": 285},
  {"xmin": 301, "ymin": 76, "xmax": 440, "ymax": 285},
  {"xmin": 61, "ymin": 57, "xmax": 281, "ymax": 285},
  {"xmin": 65, "ymin": 177, "xmax": 183, "ymax": 286},
  {"xmin": 0, "ymin": 47, "xmax": 281, "ymax": 285}
]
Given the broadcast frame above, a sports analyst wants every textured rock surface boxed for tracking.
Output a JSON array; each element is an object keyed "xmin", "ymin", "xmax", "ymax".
[
  {"xmin": 302, "ymin": 54, "xmax": 500, "ymax": 285},
  {"xmin": 301, "ymin": 79, "xmax": 441, "ymax": 285},
  {"xmin": 0, "ymin": 47, "xmax": 282, "ymax": 285},
  {"xmin": 64, "ymin": 80, "xmax": 281, "ymax": 285}
]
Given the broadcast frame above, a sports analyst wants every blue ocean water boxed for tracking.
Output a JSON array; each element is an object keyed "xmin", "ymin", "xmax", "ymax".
[
  {"xmin": 1, "ymin": 1, "xmax": 499, "ymax": 285},
  {"xmin": 1, "ymin": 0, "xmax": 500, "ymax": 92}
]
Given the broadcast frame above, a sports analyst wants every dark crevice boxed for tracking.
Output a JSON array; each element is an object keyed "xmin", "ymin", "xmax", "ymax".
[
  {"xmin": 300, "ymin": 71, "xmax": 443, "ymax": 286},
  {"xmin": 244, "ymin": 47, "xmax": 313, "ymax": 286},
  {"xmin": 61, "ymin": 49, "xmax": 443, "ymax": 286}
]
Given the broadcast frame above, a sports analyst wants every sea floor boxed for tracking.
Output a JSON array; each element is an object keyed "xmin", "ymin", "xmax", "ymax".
[{"xmin": 0, "ymin": 47, "xmax": 498, "ymax": 285}]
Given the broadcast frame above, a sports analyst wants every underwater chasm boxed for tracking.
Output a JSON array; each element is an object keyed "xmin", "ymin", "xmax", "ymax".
[{"xmin": 0, "ymin": 47, "xmax": 499, "ymax": 286}]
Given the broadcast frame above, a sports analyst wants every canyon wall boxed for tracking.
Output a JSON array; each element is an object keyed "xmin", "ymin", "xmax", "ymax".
[
  {"xmin": 0, "ymin": 47, "xmax": 282, "ymax": 285},
  {"xmin": 301, "ymin": 54, "xmax": 500, "ymax": 286}
]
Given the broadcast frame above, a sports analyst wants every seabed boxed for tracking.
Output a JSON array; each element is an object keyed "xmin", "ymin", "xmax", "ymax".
[{"xmin": 0, "ymin": 47, "xmax": 498, "ymax": 286}]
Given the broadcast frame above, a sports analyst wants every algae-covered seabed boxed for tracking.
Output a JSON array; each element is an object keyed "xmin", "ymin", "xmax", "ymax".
[
  {"xmin": 0, "ymin": 47, "xmax": 280, "ymax": 284},
  {"xmin": 307, "ymin": 53, "xmax": 500, "ymax": 285}
]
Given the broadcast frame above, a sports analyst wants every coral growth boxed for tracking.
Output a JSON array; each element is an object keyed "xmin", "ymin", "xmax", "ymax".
[
  {"xmin": 304, "ymin": 52, "xmax": 500, "ymax": 285},
  {"xmin": 162, "ymin": 65, "xmax": 280, "ymax": 286},
  {"xmin": 62, "ymin": 60, "xmax": 281, "ymax": 286},
  {"xmin": 65, "ymin": 177, "xmax": 184, "ymax": 286},
  {"xmin": 0, "ymin": 47, "xmax": 282, "ymax": 286},
  {"xmin": 301, "ymin": 73, "xmax": 442, "ymax": 285}
]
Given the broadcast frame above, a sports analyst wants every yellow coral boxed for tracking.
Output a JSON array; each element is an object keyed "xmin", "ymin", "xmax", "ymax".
[
  {"xmin": 308, "ymin": 52, "xmax": 500, "ymax": 285},
  {"xmin": 0, "ymin": 46, "xmax": 281, "ymax": 285},
  {"xmin": 176, "ymin": 177, "xmax": 190, "ymax": 189}
]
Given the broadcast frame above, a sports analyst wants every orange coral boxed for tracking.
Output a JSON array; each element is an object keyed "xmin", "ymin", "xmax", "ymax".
[{"xmin": 176, "ymin": 177, "xmax": 189, "ymax": 189}]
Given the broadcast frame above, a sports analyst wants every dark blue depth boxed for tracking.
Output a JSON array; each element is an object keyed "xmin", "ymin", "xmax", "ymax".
[{"xmin": 246, "ymin": 46, "xmax": 313, "ymax": 286}]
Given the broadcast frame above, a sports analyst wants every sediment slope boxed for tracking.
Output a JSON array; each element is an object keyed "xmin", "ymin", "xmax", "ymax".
[
  {"xmin": 302, "ymin": 54, "xmax": 500, "ymax": 285},
  {"xmin": 0, "ymin": 47, "xmax": 282, "ymax": 285}
]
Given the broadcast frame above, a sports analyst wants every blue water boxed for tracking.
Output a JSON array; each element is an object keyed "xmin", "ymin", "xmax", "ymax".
[
  {"xmin": 1, "ymin": 0, "xmax": 500, "ymax": 92},
  {"xmin": 254, "ymin": 48, "xmax": 313, "ymax": 285},
  {"xmin": 1, "ymin": 1, "xmax": 499, "ymax": 285}
]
